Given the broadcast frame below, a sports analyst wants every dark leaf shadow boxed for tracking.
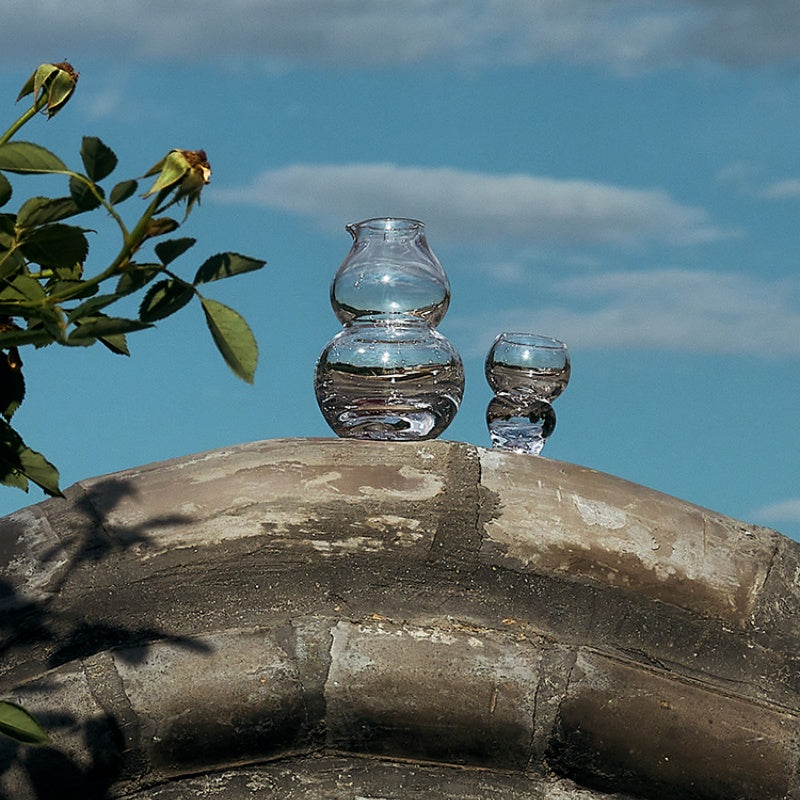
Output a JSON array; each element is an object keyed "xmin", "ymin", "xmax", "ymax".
[{"xmin": 1, "ymin": 474, "xmax": 216, "ymax": 798}]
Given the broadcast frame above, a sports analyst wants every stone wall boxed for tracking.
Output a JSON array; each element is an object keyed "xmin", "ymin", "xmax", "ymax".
[{"xmin": 1, "ymin": 438, "xmax": 798, "ymax": 799}]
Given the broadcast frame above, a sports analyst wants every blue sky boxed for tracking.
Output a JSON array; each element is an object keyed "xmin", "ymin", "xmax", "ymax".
[{"xmin": 1, "ymin": 1, "xmax": 799, "ymax": 539}]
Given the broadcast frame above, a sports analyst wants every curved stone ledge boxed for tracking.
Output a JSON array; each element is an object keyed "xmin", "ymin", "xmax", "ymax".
[{"xmin": 1, "ymin": 438, "xmax": 798, "ymax": 799}]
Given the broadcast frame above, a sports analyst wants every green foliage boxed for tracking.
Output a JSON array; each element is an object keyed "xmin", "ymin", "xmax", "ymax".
[
  {"xmin": 0, "ymin": 701, "xmax": 49, "ymax": 745},
  {"xmin": 0, "ymin": 63, "xmax": 267, "ymax": 498}
]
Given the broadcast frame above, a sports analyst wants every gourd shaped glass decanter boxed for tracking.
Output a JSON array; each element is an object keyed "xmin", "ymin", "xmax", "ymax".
[
  {"xmin": 331, "ymin": 217, "xmax": 450, "ymax": 326},
  {"xmin": 315, "ymin": 218, "xmax": 464, "ymax": 441}
]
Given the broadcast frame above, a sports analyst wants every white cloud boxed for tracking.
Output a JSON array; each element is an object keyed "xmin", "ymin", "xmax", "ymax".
[
  {"xmin": 450, "ymin": 269, "xmax": 800, "ymax": 357},
  {"xmin": 749, "ymin": 499, "xmax": 800, "ymax": 524},
  {"xmin": 760, "ymin": 179, "xmax": 800, "ymax": 200},
  {"xmin": 216, "ymin": 163, "xmax": 725, "ymax": 246},
  {"xmin": 2, "ymin": 0, "xmax": 800, "ymax": 72}
]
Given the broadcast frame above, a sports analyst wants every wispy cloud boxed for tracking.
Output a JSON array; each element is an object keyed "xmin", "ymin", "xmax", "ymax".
[
  {"xmin": 760, "ymin": 179, "xmax": 800, "ymax": 200},
  {"xmin": 216, "ymin": 163, "xmax": 726, "ymax": 246},
  {"xmin": 3, "ymin": 1, "xmax": 800, "ymax": 72},
  {"xmin": 450, "ymin": 269, "xmax": 800, "ymax": 357},
  {"xmin": 749, "ymin": 499, "xmax": 800, "ymax": 524}
]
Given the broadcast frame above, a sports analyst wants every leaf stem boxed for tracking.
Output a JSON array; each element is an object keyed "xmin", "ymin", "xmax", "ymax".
[{"xmin": 0, "ymin": 95, "xmax": 47, "ymax": 145}]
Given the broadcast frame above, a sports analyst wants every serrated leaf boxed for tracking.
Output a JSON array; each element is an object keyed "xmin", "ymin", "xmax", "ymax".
[
  {"xmin": 143, "ymin": 217, "xmax": 179, "ymax": 240},
  {"xmin": 0, "ymin": 142, "xmax": 67, "ymax": 173},
  {"xmin": 0, "ymin": 249, "xmax": 25, "ymax": 283},
  {"xmin": 16, "ymin": 196, "xmax": 81, "ymax": 227},
  {"xmin": 69, "ymin": 175, "xmax": 103, "ymax": 211},
  {"xmin": 0, "ymin": 701, "xmax": 49, "ymax": 745},
  {"xmin": 193, "ymin": 252, "xmax": 266, "ymax": 285},
  {"xmin": 66, "ymin": 292, "xmax": 120, "ymax": 323},
  {"xmin": 20, "ymin": 224, "xmax": 88, "ymax": 269},
  {"xmin": 80, "ymin": 136, "xmax": 117, "ymax": 182},
  {"xmin": 200, "ymin": 297, "xmax": 258, "ymax": 383},
  {"xmin": 0, "ymin": 173, "xmax": 11, "ymax": 208},
  {"xmin": 98, "ymin": 333, "xmax": 130, "ymax": 356},
  {"xmin": 138, "ymin": 279, "xmax": 195, "ymax": 322},
  {"xmin": 109, "ymin": 179, "xmax": 138, "ymax": 205},
  {"xmin": 155, "ymin": 237, "xmax": 196, "ymax": 266},
  {"xmin": 0, "ymin": 275, "xmax": 46, "ymax": 304},
  {"xmin": 0, "ymin": 328, "xmax": 55, "ymax": 348},
  {"xmin": 116, "ymin": 263, "xmax": 161, "ymax": 295},
  {"xmin": 0, "ymin": 419, "xmax": 62, "ymax": 497},
  {"xmin": 69, "ymin": 315, "xmax": 152, "ymax": 341}
]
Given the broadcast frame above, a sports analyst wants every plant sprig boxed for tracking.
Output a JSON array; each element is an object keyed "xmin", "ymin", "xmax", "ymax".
[{"xmin": 0, "ymin": 63, "xmax": 267, "ymax": 497}]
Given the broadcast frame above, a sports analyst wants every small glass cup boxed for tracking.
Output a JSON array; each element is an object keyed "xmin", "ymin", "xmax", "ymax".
[
  {"xmin": 485, "ymin": 332, "xmax": 570, "ymax": 400},
  {"xmin": 485, "ymin": 333, "xmax": 570, "ymax": 455}
]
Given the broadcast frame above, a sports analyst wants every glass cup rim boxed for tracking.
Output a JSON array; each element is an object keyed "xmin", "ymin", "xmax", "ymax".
[{"xmin": 491, "ymin": 332, "xmax": 567, "ymax": 351}]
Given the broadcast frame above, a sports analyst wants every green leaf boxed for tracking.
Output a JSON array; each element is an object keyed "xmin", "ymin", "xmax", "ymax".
[
  {"xmin": 20, "ymin": 224, "xmax": 88, "ymax": 269},
  {"xmin": 193, "ymin": 252, "xmax": 266, "ymax": 285},
  {"xmin": 98, "ymin": 333, "xmax": 130, "ymax": 356},
  {"xmin": 0, "ymin": 173, "xmax": 11, "ymax": 208},
  {"xmin": 69, "ymin": 175, "xmax": 103, "ymax": 211},
  {"xmin": 116, "ymin": 263, "xmax": 161, "ymax": 295},
  {"xmin": 69, "ymin": 315, "xmax": 152, "ymax": 342},
  {"xmin": 0, "ymin": 419, "xmax": 62, "ymax": 497},
  {"xmin": 109, "ymin": 179, "xmax": 138, "ymax": 205},
  {"xmin": 138, "ymin": 279, "xmax": 195, "ymax": 322},
  {"xmin": 0, "ymin": 142, "xmax": 67, "ymax": 173},
  {"xmin": 16, "ymin": 196, "xmax": 81, "ymax": 228},
  {"xmin": 155, "ymin": 237, "xmax": 196, "ymax": 266},
  {"xmin": 80, "ymin": 136, "xmax": 117, "ymax": 182},
  {"xmin": 200, "ymin": 297, "xmax": 258, "ymax": 383},
  {"xmin": 0, "ymin": 701, "xmax": 49, "ymax": 745},
  {"xmin": 0, "ymin": 275, "xmax": 46, "ymax": 305},
  {"xmin": 0, "ymin": 352, "xmax": 24, "ymax": 420},
  {"xmin": 0, "ymin": 250, "xmax": 26, "ymax": 284},
  {"xmin": 0, "ymin": 328, "xmax": 55, "ymax": 348},
  {"xmin": 66, "ymin": 293, "xmax": 120, "ymax": 323}
]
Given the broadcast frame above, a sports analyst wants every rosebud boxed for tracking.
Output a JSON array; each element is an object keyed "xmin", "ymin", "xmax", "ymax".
[
  {"xmin": 143, "ymin": 148, "xmax": 211, "ymax": 217},
  {"xmin": 17, "ymin": 62, "xmax": 79, "ymax": 118}
]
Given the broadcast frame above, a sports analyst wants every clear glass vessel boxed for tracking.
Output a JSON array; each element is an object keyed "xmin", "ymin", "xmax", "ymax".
[
  {"xmin": 486, "ymin": 394, "xmax": 556, "ymax": 456},
  {"xmin": 485, "ymin": 332, "xmax": 570, "ymax": 455},
  {"xmin": 485, "ymin": 332, "xmax": 570, "ymax": 401},
  {"xmin": 330, "ymin": 217, "xmax": 450, "ymax": 327},
  {"xmin": 315, "ymin": 316, "xmax": 464, "ymax": 440}
]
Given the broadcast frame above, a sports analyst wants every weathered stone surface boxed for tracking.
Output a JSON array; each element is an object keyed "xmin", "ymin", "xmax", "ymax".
[{"xmin": 1, "ymin": 438, "xmax": 798, "ymax": 799}]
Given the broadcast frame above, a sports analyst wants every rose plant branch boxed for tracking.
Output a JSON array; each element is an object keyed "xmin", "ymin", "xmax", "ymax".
[{"xmin": 0, "ymin": 62, "xmax": 267, "ymax": 499}]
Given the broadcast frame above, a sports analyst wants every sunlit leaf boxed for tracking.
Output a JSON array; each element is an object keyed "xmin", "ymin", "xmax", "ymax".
[
  {"xmin": 139, "ymin": 279, "xmax": 195, "ymax": 322},
  {"xmin": 80, "ymin": 136, "xmax": 117, "ymax": 182},
  {"xmin": 155, "ymin": 237, "xmax": 196, "ymax": 266},
  {"xmin": 0, "ymin": 142, "xmax": 67, "ymax": 173},
  {"xmin": 200, "ymin": 297, "xmax": 258, "ymax": 383},
  {"xmin": 0, "ymin": 275, "xmax": 46, "ymax": 304},
  {"xmin": 193, "ymin": 252, "xmax": 266, "ymax": 285},
  {"xmin": 98, "ymin": 333, "xmax": 130, "ymax": 356},
  {"xmin": 0, "ymin": 701, "xmax": 48, "ymax": 744},
  {"xmin": 109, "ymin": 179, "xmax": 137, "ymax": 205}
]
